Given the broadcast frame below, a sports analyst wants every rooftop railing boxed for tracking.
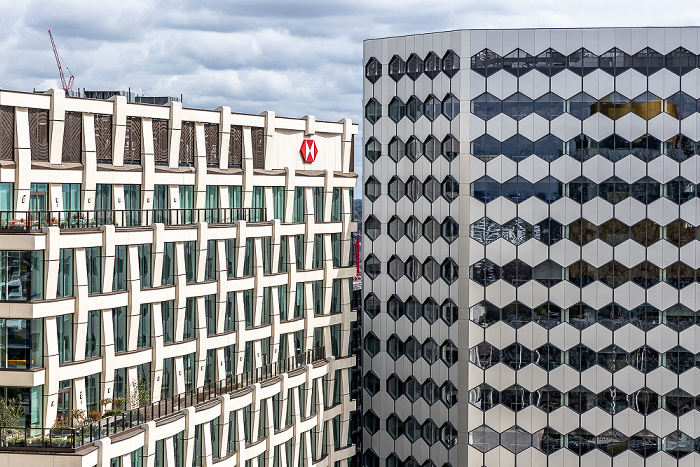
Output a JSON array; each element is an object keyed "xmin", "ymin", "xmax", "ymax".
[
  {"xmin": 0, "ymin": 208, "xmax": 266, "ymax": 231},
  {"xmin": 0, "ymin": 346, "xmax": 325, "ymax": 452}
]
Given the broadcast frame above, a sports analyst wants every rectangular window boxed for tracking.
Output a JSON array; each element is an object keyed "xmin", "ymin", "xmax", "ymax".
[
  {"xmin": 224, "ymin": 345, "xmax": 235, "ymax": 378},
  {"xmin": 313, "ymin": 280, "xmax": 323, "ymax": 315},
  {"xmin": 227, "ymin": 408, "xmax": 237, "ymax": 453},
  {"xmin": 136, "ymin": 362, "xmax": 151, "ymax": 405},
  {"xmin": 161, "ymin": 357, "xmax": 173, "ymax": 400},
  {"xmin": 0, "ymin": 318, "xmax": 42, "ymax": 369},
  {"xmin": 56, "ymin": 249, "xmax": 74, "ymax": 297},
  {"xmin": 211, "ymin": 417, "xmax": 220, "ymax": 459},
  {"xmin": 62, "ymin": 183, "xmax": 81, "ymax": 214},
  {"xmin": 113, "ymin": 245, "xmax": 126, "ymax": 291},
  {"xmin": 225, "ymin": 238, "xmax": 236, "ymax": 278},
  {"xmin": 294, "ymin": 330, "xmax": 304, "ymax": 354},
  {"xmin": 57, "ymin": 313, "xmax": 73, "ymax": 363},
  {"xmin": 114, "ymin": 368, "xmax": 126, "ymax": 399},
  {"xmin": 331, "ymin": 279, "xmax": 341, "ymax": 314},
  {"xmin": 137, "ymin": 303, "xmax": 151, "ymax": 348},
  {"xmin": 279, "ymin": 334, "xmax": 288, "ymax": 363},
  {"xmin": 183, "ymin": 353, "xmax": 195, "ymax": 392},
  {"xmin": 243, "ymin": 238, "xmax": 255, "ymax": 276},
  {"xmin": 85, "ymin": 310, "xmax": 101, "ymax": 358},
  {"xmin": 205, "ymin": 295, "xmax": 216, "ymax": 335},
  {"xmin": 124, "ymin": 184, "xmax": 141, "ymax": 226},
  {"xmin": 262, "ymin": 287, "xmax": 271, "ymax": 325},
  {"xmin": 243, "ymin": 290, "xmax": 253, "ymax": 328},
  {"xmin": 0, "ymin": 183, "xmax": 13, "ymax": 216},
  {"xmin": 138, "ymin": 244, "xmax": 151, "ymax": 288},
  {"xmin": 205, "ymin": 348, "xmax": 215, "ymax": 385},
  {"xmin": 184, "ymin": 241, "xmax": 196, "ymax": 282},
  {"xmin": 179, "ymin": 185, "xmax": 193, "ymax": 224},
  {"xmin": 95, "ymin": 184, "xmax": 112, "ymax": 213},
  {"xmin": 261, "ymin": 337, "xmax": 271, "ymax": 366},
  {"xmin": 294, "ymin": 283, "xmax": 304, "ymax": 319},
  {"xmin": 85, "ymin": 373, "xmax": 100, "ymax": 413},
  {"xmin": 174, "ymin": 432, "xmax": 184, "ymax": 467},
  {"xmin": 113, "ymin": 307, "xmax": 127, "ymax": 352},
  {"xmin": 205, "ymin": 240, "xmax": 216, "ymax": 280},
  {"xmin": 331, "ymin": 233, "xmax": 341, "ymax": 268},
  {"xmin": 292, "ymin": 187, "xmax": 304, "ymax": 222},
  {"xmin": 0, "ymin": 251, "xmax": 44, "ymax": 301},
  {"xmin": 205, "ymin": 185, "xmax": 219, "ymax": 223},
  {"xmin": 330, "ymin": 324, "xmax": 340, "ymax": 358},
  {"xmin": 225, "ymin": 292, "xmax": 235, "ymax": 332},
  {"xmin": 278, "ymin": 236, "xmax": 288, "ymax": 272},
  {"xmin": 162, "ymin": 242, "xmax": 174, "ymax": 286},
  {"xmin": 30, "ymin": 183, "xmax": 47, "ymax": 212},
  {"xmin": 272, "ymin": 187, "xmax": 284, "ymax": 221},
  {"xmin": 294, "ymin": 234, "xmax": 304, "ymax": 270},
  {"xmin": 154, "ymin": 441, "xmax": 163, "ymax": 467},
  {"xmin": 153, "ymin": 184, "xmax": 167, "ymax": 223},
  {"xmin": 193, "ymin": 424, "xmax": 202, "ymax": 467},
  {"xmin": 162, "ymin": 300, "xmax": 174, "ymax": 343},
  {"xmin": 243, "ymin": 405, "xmax": 252, "ymax": 444},
  {"xmin": 244, "ymin": 340, "xmax": 253, "ymax": 372},
  {"xmin": 312, "ymin": 187, "xmax": 323, "ymax": 222},
  {"xmin": 229, "ymin": 186, "xmax": 242, "ymax": 220},
  {"xmin": 331, "ymin": 188, "xmax": 341, "ymax": 221},
  {"xmin": 312, "ymin": 234, "xmax": 323, "ymax": 268},
  {"xmin": 262, "ymin": 237, "xmax": 272, "ymax": 274},
  {"xmin": 86, "ymin": 247, "xmax": 101, "ymax": 294},
  {"xmin": 184, "ymin": 298, "xmax": 196, "ymax": 340},
  {"xmin": 278, "ymin": 285, "xmax": 288, "ymax": 321},
  {"xmin": 252, "ymin": 186, "xmax": 264, "ymax": 222}
]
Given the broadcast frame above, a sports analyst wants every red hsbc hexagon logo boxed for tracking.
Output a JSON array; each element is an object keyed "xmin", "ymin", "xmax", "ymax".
[{"xmin": 300, "ymin": 139, "xmax": 318, "ymax": 163}]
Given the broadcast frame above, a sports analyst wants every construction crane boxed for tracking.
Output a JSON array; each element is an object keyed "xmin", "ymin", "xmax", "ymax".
[{"xmin": 48, "ymin": 29, "xmax": 75, "ymax": 93}]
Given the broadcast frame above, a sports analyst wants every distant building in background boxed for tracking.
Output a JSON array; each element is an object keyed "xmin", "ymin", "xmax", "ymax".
[{"xmin": 34, "ymin": 88, "xmax": 181, "ymax": 104}]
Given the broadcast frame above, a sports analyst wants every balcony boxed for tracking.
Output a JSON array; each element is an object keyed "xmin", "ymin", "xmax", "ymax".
[
  {"xmin": 0, "ymin": 208, "xmax": 267, "ymax": 231},
  {"xmin": 0, "ymin": 347, "xmax": 326, "ymax": 452}
]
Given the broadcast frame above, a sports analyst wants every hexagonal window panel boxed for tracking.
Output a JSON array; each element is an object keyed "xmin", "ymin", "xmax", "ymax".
[
  {"xmin": 442, "ymin": 134, "xmax": 459, "ymax": 161},
  {"xmin": 533, "ymin": 175, "xmax": 563, "ymax": 202},
  {"xmin": 364, "ymin": 451, "xmax": 379, "ymax": 467},
  {"xmin": 504, "ymin": 50, "xmax": 534, "ymax": 77},
  {"xmin": 364, "ymin": 215, "xmax": 380, "ymax": 241},
  {"xmin": 630, "ymin": 303, "xmax": 660, "ymax": 331},
  {"xmin": 502, "ymin": 343, "xmax": 533, "ymax": 370},
  {"xmin": 387, "ymin": 295, "xmax": 404, "ymax": 320},
  {"xmin": 365, "ymin": 138, "xmax": 380, "ymax": 162},
  {"xmin": 471, "ymin": 175, "xmax": 500, "ymax": 202},
  {"xmin": 388, "ymin": 97, "xmax": 406, "ymax": 123},
  {"xmin": 441, "ymin": 381, "xmax": 457, "ymax": 408},
  {"xmin": 599, "ymin": 92, "xmax": 631, "ymax": 120},
  {"xmin": 364, "ymin": 57, "xmax": 381, "ymax": 83},
  {"xmin": 664, "ymin": 261, "xmax": 696, "ymax": 289},
  {"xmin": 423, "ymin": 135, "xmax": 439, "ymax": 161},
  {"xmin": 443, "ymin": 50, "xmax": 460, "ymax": 77},
  {"xmin": 387, "ymin": 334, "xmax": 403, "ymax": 360},
  {"xmin": 442, "ymin": 217, "xmax": 458, "ymax": 243},
  {"xmin": 596, "ymin": 428, "xmax": 628, "ymax": 455},
  {"xmin": 470, "ymin": 301, "xmax": 500, "ymax": 327},
  {"xmin": 386, "ymin": 414, "xmax": 403, "ymax": 440},
  {"xmin": 406, "ymin": 95, "xmax": 423, "ymax": 122},
  {"xmin": 532, "ymin": 386, "xmax": 561, "ymax": 413},
  {"xmin": 628, "ymin": 346, "xmax": 659, "ymax": 373},
  {"xmin": 364, "ymin": 176, "xmax": 381, "ymax": 202},
  {"xmin": 567, "ymin": 92, "xmax": 598, "ymax": 120},
  {"xmin": 567, "ymin": 219, "xmax": 597, "ymax": 245},
  {"xmin": 533, "ymin": 302, "xmax": 563, "ymax": 329},
  {"xmin": 502, "ymin": 217, "xmax": 532, "ymax": 245},
  {"xmin": 405, "ymin": 136, "xmax": 420, "ymax": 162},
  {"xmin": 632, "ymin": 47, "xmax": 664, "ymax": 75},
  {"xmin": 666, "ymin": 90, "xmax": 697, "ymax": 118},
  {"xmin": 388, "ymin": 216, "xmax": 405, "ymax": 241},
  {"xmin": 567, "ymin": 260, "xmax": 597, "ymax": 287},
  {"xmin": 567, "ymin": 302, "xmax": 597, "ymax": 330},
  {"xmin": 598, "ymin": 261, "xmax": 630, "ymax": 289},
  {"xmin": 566, "ymin": 428, "xmax": 596, "ymax": 455},
  {"xmin": 599, "ymin": 176, "xmax": 630, "ymax": 203},
  {"xmin": 441, "ymin": 299, "xmax": 458, "ymax": 325},
  {"xmin": 631, "ymin": 219, "xmax": 661, "ymax": 246},
  {"xmin": 599, "ymin": 219, "xmax": 630, "ymax": 246},
  {"xmin": 387, "ymin": 374, "xmax": 404, "ymax": 400},
  {"xmin": 630, "ymin": 134, "xmax": 662, "ymax": 162},
  {"xmin": 568, "ymin": 48, "xmax": 598, "ymax": 77},
  {"xmin": 471, "ymin": 92, "xmax": 501, "ymax": 120},
  {"xmin": 422, "ymin": 379, "xmax": 439, "ymax": 405},
  {"xmin": 364, "ymin": 332, "xmax": 380, "ymax": 357},
  {"xmin": 629, "ymin": 430, "xmax": 660, "ymax": 457},
  {"xmin": 422, "ymin": 338, "xmax": 439, "ymax": 364},
  {"xmin": 599, "ymin": 133, "xmax": 632, "ymax": 162},
  {"xmin": 533, "ymin": 218, "xmax": 563, "ymax": 245},
  {"xmin": 441, "ymin": 258, "xmax": 458, "ymax": 285},
  {"xmin": 502, "ymin": 134, "xmax": 534, "ymax": 162},
  {"xmin": 405, "ymin": 216, "xmax": 421, "ymax": 241},
  {"xmin": 364, "ymin": 254, "xmax": 380, "ymax": 279},
  {"xmin": 502, "ymin": 176, "xmax": 533, "ymax": 203},
  {"xmin": 387, "ymin": 255, "xmax": 405, "ymax": 281},
  {"xmin": 597, "ymin": 345, "xmax": 628, "ymax": 372},
  {"xmin": 631, "ymin": 176, "xmax": 661, "ymax": 203},
  {"xmin": 424, "ymin": 52, "xmax": 441, "ymax": 78},
  {"xmin": 663, "ymin": 430, "xmax": 694, "ymax": 459},
  {"xmin": 422, "ymin": 419, "xmax": 439, "ymax": 446},
  {"xmin": 404, "ymin": 377, "xmax": 421, "ymax": 402},
  {"xmin": 665, "ymin": 177, "xmax": 695, "ymax": 204},
  {"xmin": 405, "ymin": 296, "xmax": 421, "ymax": 322},
  {"xmin": 503, "ymin": 92, "xmax": 533, "ymax": 120},
  {"xmin": 534, "ymin": 92, "xmax": 565, "ymax": 120},
  {"xmin": 405, "ymin": 337, "xmax": 421, "ymax": 362},
  {"xmin": 469, "ymin": 384, "xmax": 500, "ymax": 410},
  {"xmin": 630, "ymin": 261, "xmax": 661, "ymax": 289},
  {"xmin": 404, "ymin": 416, "xmax": 421, "ymax": 442},
  {"xmin": 388, "ymin": 55, "xmax": 406, "ymax": 81},
  {"xmin": 365, "ymin": 98, "xmax": 381, "ymax": 124},
  {"xmin": 424, "ymin": 95, "xmax": 441, "ymax": 121},
  {"xmin": 628, "ymin": 388, "xmax": 660, "ymax": 415},
  {"xmin": 469, "ymin": 342, "xmax": 500, "ymax": 369},
  {"xmin": 423, "ymin": 298, "xmax": 439, "ymax": 324},
  {"xmin": 442, "ymin": 176, "xmax": 458, "ymax": 202},
  {"xmin": 534, "ymin": 344, "xmax": 562, "ymax": 370},
  {"xmin": 406, "ymin": 53, "xmax": 424, "ymax": 80},
  {"xmin": 667, "ymin": 134, "xmax": 697, "ymax": 162},
  {"xmin": 442, "ymin": 93, "xmax": 459, "ymax": 121},
  {"xmin": 388, "ymin": 137, "xmax": 405, "ymax": 161},
  {"xmin": 423, "ymin": 176, "xmax": 440, "ymax": 202},
  {"xmin": 632, "ymin": 92, "xmax": 663, "ymax": 120},
  {"xmin": 538, "ymin": 427, "xmax": 562, "ymax": 454},
  {"xmin": 405, "ymin": 176, "xmax": 422, "ymax": 202},
  {"xmin": 501, "ymin": 385, "xmax": 531, "ymax": 412},
  {"xmin": 664, "ymin": 346, "xmax": 695, "ymax": 374},
  {"xmin": 533, "ymin": 260, "xmax": 564, "ymax": 288},
  {"xmin": 364, "ymin": 293, "xmax": 380, "ymax": 318},
  {"xmin": 597, "ymin": 303, "xmax": 630, "ymax": 330},
  {"xmin": 566, "ymin": 176, "xmax": 597, "ymax": 203},
  {"xmin": 469, "ymin": 425, "xmax": 499, "ymax": 452},
  {"xmin": 535, "ymin": 48, "xmax": 566, "ymax": 76},
  {"xmin": 502, "ymin": 301, "xmax": 532, "ymax": 328},
  {"xmin": 664, "ymin": 219, "xmax": 696, "ymax": 247},
  {"xmin": 664, "ymin": 304, "xmax": 696, "ymax": 332},
  {"xmin": 405, "ymin": 256, "xmax": 422, "ymax": 282},
  {"xmin": 388, "ymin": 176, "xmax": 405, "ymax": 201},
  {"xmin": 441, "ymin": 341, "xmax": 458, "ymax": 367},
  {"xmin": 364, "ymin": 371, "xmax": 380, "ymax": 396},
  {"xmin": 567, "ymin": 386, "xmax": 596, "ymax": 414},
  {"xmin": 568, "ymin": 344, "xmax": 596, "ymax": 371},
  {"xmin": 597, "ymin": 388, "xmax": 629, "ymax": 415},
  {"xmin": 471, "ymin": 49, "xmax": 499, "ymax": 76},
  {"xmin": 501, "ymin": 425, "xmax": 533, "ymax": 454},
  {"xmin": 666, "ymin": 48, "xmax": 698, "ymax": 76},
  {"xmin": 664, "ymin": 388, "xmax": 695, "ymax": 417},
  {"xmin": 470, "ymin": 217, "xmax": 500, "ymax": 245}
]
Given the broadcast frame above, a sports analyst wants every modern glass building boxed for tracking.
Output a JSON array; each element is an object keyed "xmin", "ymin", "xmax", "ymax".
[
  {"xmin": 0, "ymin": 87, "xmax": 358, "ymax": 466},
  {"xmin": 363, "ymin": 27, "xmax": 700, "ymax": 466}
]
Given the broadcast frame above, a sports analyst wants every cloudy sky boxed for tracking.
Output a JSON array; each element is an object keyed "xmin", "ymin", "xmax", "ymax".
[{"xmin": 2, "ymin": 0, "xmax": 700, "ymax": 188}]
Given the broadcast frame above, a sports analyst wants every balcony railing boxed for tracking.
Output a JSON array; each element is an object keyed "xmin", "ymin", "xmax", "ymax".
[
  {"xmin": 0, "ymin": 347, "xmax": 325, "ymax": 452},
  {"xmin": 0, "ymin": 208, "xmax": 267, "ymax": 231}
]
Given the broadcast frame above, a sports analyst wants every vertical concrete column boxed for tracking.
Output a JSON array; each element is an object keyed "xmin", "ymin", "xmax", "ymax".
[
  {"xmin": 151, "ymin": 301, "xmax": 164, "ymax": 402},
  {"xmin": 102, "ymin": 307, "xmax": 116, "ymax": 406},
  {"xmin": 47, "ymin": 88, "xmax": 65, "ymax": 165},
  {"xmin": 261, "ymin": 110, "xmax": 276, "ymax": 170},
  {"xmin": 142, "ymin": 118, "xmax": 155, "ymax": 210},
  {"xmin": 194, "ymin": 295, "xmax": 207, "ymax": 388},
  {"xmin": 43, "ymin": 315, "xmax": 60, "ymax": 427},
  {"xmin": 111, "ymin": 95, "xmax": 127, "ymax": 167},
  {"xmin": 242, "ymin": 127, "xmax": 253, "ymax": 208},
  {"xmin": 73, "ymin": 248, "xmax": 89, "ymax": 362},
  {"xmin": 167, "ymin": 101, "xmax": 182, "ymax": 169},
  {"xmin": 152, "ymin": 222, "xmax": 165, "ymax": 287},
  {"xmin": 215, "ymin": 238, "xmax": 227, "ymax": 333},
  {"xmin": 82, "ymin": 112, "xmax": 97, "ymax": 211},
  {"xmin": 284, "ymin": 167, "xmax": 295, "ymax": 223},
  {"xmin": 14, "ymin": 107, "xmax": 31, "ymax": 212},
  {"xmin": 174, "ymin": 242, "xmax": 187, "ymax": 342},
  {"xmin": 126, "ymin": 245, "xmax": 142, "ymax": 351},
  {"xmin": 194, "ymin": 123, "xmax": 207, "ymax": 211},
  {"xmin": 216, "ymin": 106, "xmax": 231, "ymax": 170},
  {"xmin": 339, "ymin": 118, "xmax": 353, "ymax": 174},
  {"xmin": 323, "ymin": 169, "xmax": 333, "ymax": 223},
  {"xmin": 102, "ymin": 224, "xmax": 116, "ymax": 293}
]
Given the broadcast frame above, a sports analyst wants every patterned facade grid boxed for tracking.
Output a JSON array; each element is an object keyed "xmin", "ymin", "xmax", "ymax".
[
  {"xmin": 363, "ymin": 27, "xmax": 700, "ymax": 467},
  {"xmin": 0, "ymin": 88, "xmax": 358, "ymax": 467}
]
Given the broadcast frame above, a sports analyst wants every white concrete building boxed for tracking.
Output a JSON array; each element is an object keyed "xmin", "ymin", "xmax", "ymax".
[
  {"xmin": 0, "ymin": 87, "xmax": 358, "ymax": 467},
  {"xmin": 363, "ymin": 27, "xmax": 700, "ymax": 467}
]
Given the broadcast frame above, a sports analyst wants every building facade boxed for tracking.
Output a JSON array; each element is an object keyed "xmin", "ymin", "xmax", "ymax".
[
  {"xmin": 0, "ymin": 87, "xmax": 358, "ymax": 467},
  {"xmin": 363, "ymin": 27, "xmax": 700, "ymax": 466}
]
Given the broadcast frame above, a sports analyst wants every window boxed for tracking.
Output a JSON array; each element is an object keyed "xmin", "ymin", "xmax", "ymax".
[
  {"xmin": 262, "ymin": 287, "xmax": 272, "ymax": 325},
  {"xmin": 86, "ymin": 247, "xmax": 101, "ymax": 294},
  {"xmin": 243, "ymin": 290, "xmax": 253, "ymax": 327},
  {"xmin": 278, "ymin": 236, "xmax": 288, "ymax": 272},
  {"xmin": 137, "ymin": 303, "xmax": 151, "ymax": 348},
  {"xmin": 162, "ymin": 300, "xmax": 174, "ymax": 343},
  {"xmin": 424, "ymin": 95, "xmax": 440, "ymax": 121},
  {"xmin": 113, "ymin": 307, "xmax": 127, "ymax": 352},
  {"xmin": 278, "ymin": 285, "xmax": 288, "ymax": 321},
  {"xmin": 85, "ymin": 309, "xmax": 100, "ymax": 358},
  {"xmin": 295, "ymin": 234, "xmax": 305, "ymax": 270},
  {"xmin": 205, "ymin": 240, "xmax": 216, "ymax": 280},
  {"xmin": 56, "ymin": 249, "xmax": 74, "ymax": 298},
  {"xmin": 365, "ymin": 138, "xmax": 381, "ymax": 162},
  {"xmin": 262, "ymin": 237, "xmax": 272, "ymax": 274},
  {"xmin": 331, "ymin": 188, "xmax": 341, "ymax": 221},
  {"xmin": 243, "ymin": 238, "xmax": 255, "ymax": 276},
  {"xmin": 162, "ymin": 242, "xmax": 174, "ymax": 286},
  {"xmin": 205, "ymin": 185, "xmax": 220, "ymax": 223},
  {"xmin": 292, "ymin": 187, "xmax": 305, "ymax": 222},
  {"xmin": 183, "ymin": 353, "xmax": 195, "ymax": 392},
  {"xmin": 313, "ymin": 234, "xmax": 323, "ymax": 269},
  {"xmin": 184, "ymin": 241, "xmax": 196, "ymax": 282},
  {"xmin": 331, "ymin": 233, "xmax": 341, "ymax": 267},
  {"xmin": 272, "ymin": 186, "xmax": 285, "ymax": 220},
  {"xmin": 123, "ymin": 184, "xmax": 141, "ymax": 226},
  {"xmin": 251, "ymin": 186, "xmax": 264, "ymax": 222},
  {"xmin": 85, "ymin": 373, "xmax": 100, "ymax": 413},
  {"xmin": 442, "ymin": 94, "xmax": 459, "ymax": 120},
  {"xmin": 365, "ymin": 57, "xmax": 382, "ymax": 83},
  {"xmin": 138, "ymin": 244, "xmax": 151, "ymax": 288},
  {"xmin": 62, "ymin": 183, "xmax": 81, "ymax": 214},
  {"xmin": 179, "ymin": 185, "xmax": 194, "ymax": 223},
  {"xmin": 365, "ymin": 98, "xmax": 381, "ymax": 124},
  {"xmin": 0, "ymin": 318, "xmax": 42, "ymax": 369},
  {"xmin": 388, "ymin": 97, "xmax": 406, "ymax": 122},
  {"xmin": 295, "ymin": 283, "xmax": 305, "ymax": 318}
]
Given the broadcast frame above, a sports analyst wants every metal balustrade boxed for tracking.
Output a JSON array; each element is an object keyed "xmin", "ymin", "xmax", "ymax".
[
  {"xmin": 0, "ymin": 347, "xmax": 325, "ymax": 452},
  {"xmin": 0, "ymin": 208, "xmax": 267, "ymax": 231}
]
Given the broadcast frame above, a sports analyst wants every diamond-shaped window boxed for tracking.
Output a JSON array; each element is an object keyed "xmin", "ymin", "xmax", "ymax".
[
  {"xmin": 441, "ymin": 299, "xmax": 458, "ymax": 325},
  {"xmin": 629, "ymin": 430, "xmax": 659, "ymax": 457},
  {"xmin": 631, "ymin": 176, "xmax": 661, "ymax": 203},
  {"xmin": 534, "ymin": 48, "xmax": 566, "ymax": 76},
  {"xmin": 630, "ymin": 261, "xmax": 661, "ymax": 289},
  {"xmin": 386, "ymin": 414, "xmax": 403, "ymax": 439},
  {"xmin": 442, "ymin": 93, "xmax": 459, "ymax": 121},
  {"xmin": 471, "ymin": 49, "xmax": 498, "ymax": 77},
  {"xmin": 534, "ymin": 92, "xmax": 565, "ymax": 120},
  {"xmin": 566, "ymin": 134, "xmax": 598, "ymax": 161},
  {"xmin": 423, "ymin": 257, "xmax": 440, "ymax": 283},
  {"xmin": 387, "ymin": 335, "xmax": 403, "ymax": 360},
  {"xmin": 470, "ymin": 259, "xmax": 500, "ymax": 286},
  {"xmin": 424, "ymin": 52, "xmax": 441, "ymax": 79},
  {"xmin": 406, "ymin": 95, "xmax": 423, "ymax": 122},
  {"xmin": 534, "ymin": 219, "xmax": 563, "ymax": 245},
  {"xmin": 501, "ymin": 426, "xmax": 533, "ymax": 453},
  {"xmin": 405, "ymin": 296, "xmax": 421, "ymax": 322},
  {"xmin": 388, "ymin": 176, "xmax": 404, "ymax": 202},
  {"xmin": 599, "ymin": 134, "xmax": 631, "ymax": 162},
  {"xmin": 441, "ymin": 341, "xmax": 458, "ymax": 367},
  {"xmin": 533, "ymin": 175, "xmax": 562, "ymax": 202},
  {"xmin": 598, "ymin": 261, "xmax": 630, "ymax": 289},
  {"xmin": 364, "ymin": 332, "xmax": 379, "ymax": 357},
  {"xmin": 663, "ymin": 304, "xmax": 695, "ymax": 332},
  {"xmin": 538, "ymin": 427, "xmax": 562, "ymax": 454},
  {"xmin": 405, "ymin": 136, "xmax": 420, "ymax": 161},
  {"xmin": 423, "ymin": 298, "xmax": 438, "ymax": 324},
  {"xmin": 502, "ymin": 343, "xmax": 532, "ymax": 370},
  {"xmin": 664, "ymin": 261, "xmax": 696, "ymax": 289},
  {"xmin": 441, "ymin": 258, "xmax": 458, "ymax": 284},
  {"xmin": 387, "ymin": 374, "xmax": 403, "ymax": 400},
  {"xmin": 405, "ymin": 256, "xmax": 421, "ymax": 282},
  {"xmin": 630, "ymin": 304, "xmax": 660, "ymax": 331},
  {"xmin": 598, "ymin": 92, "xmax": 631, "ymax": 120},
  {"xmin": 666, "ymin": 47, "xmax": 698, "ymax": 76},
  {"xmin": 631, "ymin": 219, "xmax": 661, "ymax": 246},
  {"xmin": 632, "ymin": 47, "xmax": 664, "ymax": 76},
  {"xmin": 502, "ymin": 302, "xmax": 532, "ymax": 328},
  {"xmin": 388, "ymin": 97, "xmax": 406, "ymax": 123},
  {"xmin": 404, "ymin": 416, "xmax": 421, "ymax": 442},
  {"xmin": 595, "ymin": 428, "xmax": 628, "ymax": 452},
  {"xmin": 502, "ymin": 134, "xmax": 533, "ymax": 162},
  {"xmin": 469, "ymin": 384, "xmax": 499, "ymax": 410},
  {"xmin": 387, "ymin": 216, "xmax": 404, "ymax": 241},
  {"xmin": 469, "ymin": 425, "xmax": 499, "ymax": 452},
  {"xmin": 387, "ymin": 295, "xmax": 404, "ymax": 321},
  {"xmin": 664, "ymin": 177, "xmax": 695, "ymax": 204},
  {"xmin": 533, "ymin": 301, "xmax": 563, "ymax": 329},
  {"xmin": 597, "ymin": 303, "xmax": 630, "ymax": 330},
  {"xmin": 664, "ymin": 346, "xmax": 695, "ymax": 374},
  {"xmin": 534, "ymin": 135, "xmax": 564, "ymax": 162},
  {"xmin": 363, "ymin": 410, "xmax": 379, "ymax": 434},
  {"xmin": 566, "ymin": 92, "xmax": 598, "ymax": 120},
  {"xmin": 365, "ymin": 215, "xmax": 380, "ymax": 241},
  {"xmin": 599, "ymin": 176, "xmax": 630, "ymax": 204},
  {"xmin": 422, "ymin": 419, "xmax": 439, "ymax": 446},
  {"xmin": 443, "ymin": 50, "xmax": 461, "ymax": 77},
  {"xmin": 631, "ymin": 134, "xmax": 662, "ymax": 162},
  {"xmin": 422, "ymin": 338, "xmax": 438, "ymax": 364},
  {"xmin": 442, "ymin": 135, "xmax": 459, "ymax": 161},
  {"xmin": 405, "ymin": 216, "xmax": 421, "ymax": 242},
  {"xmin": 387, "ymin": 255, "xmax": 404, "ymax": 281},
  {"xmin": 567, "ymin": 260, "xmax": 597, "ymax": 287},
  {"xmin": 364, "ymin": 254, "xmax": 380, "ymax": 279},
  {"xmin": 628, "ymin": 345, "xmax": 659, "ymax": 373},
  {"xmin": 424, "ymin": 95, "xmax": 441, "ymax": 121},
  {"xmin": 502, "ymin": 218, "xmax": 532, "ymax": 245},
  {"xmin": 364, "ymin": 371, "xmax": 380, "ymax": 396},
  {"xmin": 567, "ymin": 219, "xmax": 597, "ymax": 246},
  {"xmin": 568, "ymin": 302, "xmax": 596, "ymax": 330},
  {"xmin": 502, "ymin": 176, "xmax": 532, "ymax": 203},
  {"xmin": 470, "ymin": 217, "xmax": 500, "ymax": 245},
  {"xmin": 597, "ymin": 345, "xmax": 628, "ymax": 372},
  {"xmin": 628, "ymin": 388, "xmax": 659, "ymax": 415},
  {"xmin": 535, "ymin": 344, "xmax": 561, "ymax": 370},
  {"xmin": 501, "ymin": 385, "xmax": 531, "ymax": 412},
  {"xmin": 501, "ymin": 260, "xmax": 532, "ymax": 287},
  {"xmin": 441, "ymin": 381, "xmax": 457, "ymax": 408},
  {"xmin": 405, "ymin": 176, "xmax": 422, "ymax": 202},
  {"xmin": 364, "ymin": 293, "xmax": 380, "ymax": 318},
  {"xmin": 471, "ymin": 134, "xmax": 501, "ymax": 161},
  {"xmin": 442, "ymin": 176, "xmax": 458, "ymax": 202},
  {"xmin": 663, "ymin": 430, "xmax": 694, "ymax": 458},
  {"xmin": 405, "ymin": 337, "xmax": 421, "ymax": 362},
  {"xmin": 423, "ymin": 135, "xmax": 439, "ymax": 161},
  {"xmin": 664, "ymin": 389, "xmax": 695, "ymax": 417}
]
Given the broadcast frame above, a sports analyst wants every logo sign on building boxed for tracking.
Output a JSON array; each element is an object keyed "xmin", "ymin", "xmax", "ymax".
[{"xmin": 300, "ymin": 139, "xmax": 318, "ymax": 163}]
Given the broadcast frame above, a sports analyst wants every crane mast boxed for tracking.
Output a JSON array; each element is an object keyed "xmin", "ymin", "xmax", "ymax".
[{"xmin": 48, "ymin": 29, "xmax": 74, "ymax": 93}]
